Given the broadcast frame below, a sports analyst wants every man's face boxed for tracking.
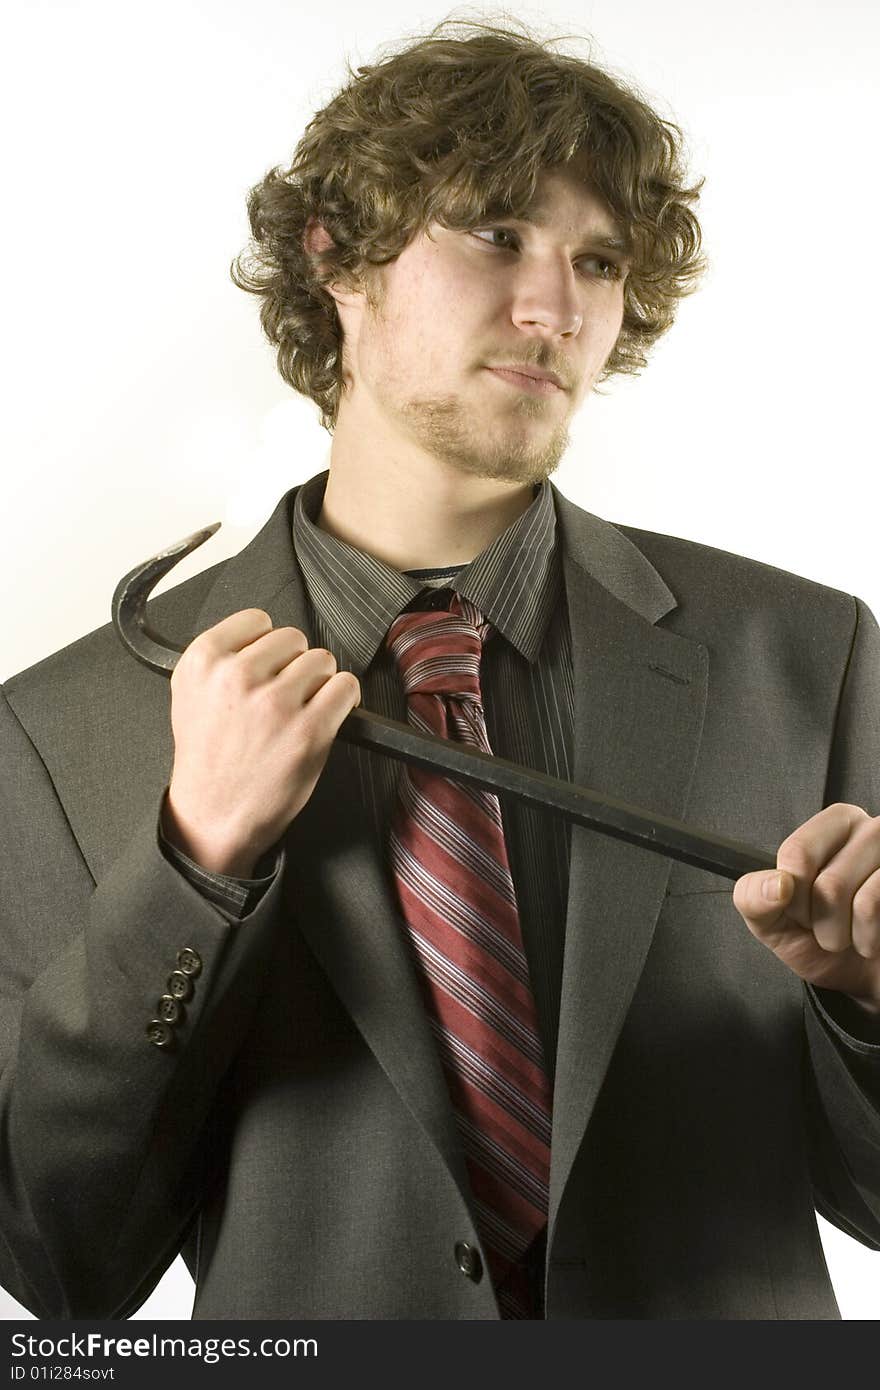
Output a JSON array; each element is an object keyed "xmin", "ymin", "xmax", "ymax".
[{"xmin": 336, "ymin": 164, "xmax": 631, "ymax": 486}]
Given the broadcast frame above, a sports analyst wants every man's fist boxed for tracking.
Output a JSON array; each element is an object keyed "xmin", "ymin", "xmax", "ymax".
[
  {"xmin": 162, "ymin": 609, "xmax": 361, "ymax": 877},
  {"xmin": 733, "ymin": 803, "xmax": 880, "ymax": 1013}
]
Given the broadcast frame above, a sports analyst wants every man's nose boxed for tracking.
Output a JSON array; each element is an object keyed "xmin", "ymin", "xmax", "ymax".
[{"xmin": 510, "ymin": 258, "xmax": 583, "ymax": 339}]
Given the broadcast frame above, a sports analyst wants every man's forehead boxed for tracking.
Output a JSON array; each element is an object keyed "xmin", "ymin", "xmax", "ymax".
[{"xmin": 524, "ymin": 167, "xmax": 630, "ymax": 250}]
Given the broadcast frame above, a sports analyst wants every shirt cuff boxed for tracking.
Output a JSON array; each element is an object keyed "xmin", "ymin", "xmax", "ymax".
[{"xmin": 156, "ymin": 796, "xmax": 284, "ymax": 921}]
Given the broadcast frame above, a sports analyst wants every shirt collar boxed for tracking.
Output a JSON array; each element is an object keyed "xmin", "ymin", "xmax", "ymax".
[{"xmin": 292, "ymin": 469, "xmax": 561, "ymax": 674}]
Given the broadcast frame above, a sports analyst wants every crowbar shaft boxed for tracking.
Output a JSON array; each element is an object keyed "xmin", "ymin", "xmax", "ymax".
[{"xmin": 111, "ymin": 523, "xmax": 777, "ymax": 882}]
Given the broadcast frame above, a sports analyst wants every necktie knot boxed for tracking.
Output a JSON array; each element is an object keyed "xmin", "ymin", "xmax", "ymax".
[{"xmin": 385, "ymin": 594, "xmax": 491, "ymax": 701}]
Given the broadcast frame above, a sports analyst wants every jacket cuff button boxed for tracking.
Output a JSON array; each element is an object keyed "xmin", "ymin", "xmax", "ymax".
[
  {"xmin": 167, "ymin": 970, "xmax": 194, "ymax": 1002},
  {"xmin": 157, "ymin": 994, "xmax": 183, "ymax": 1025},
  {"xmin": 146, "ymin": 1019, "xmax": 174, "ymax": 1049},
  {"xmin": 176, "ymin": 947, "xmax": 203, "ymax": 977}
]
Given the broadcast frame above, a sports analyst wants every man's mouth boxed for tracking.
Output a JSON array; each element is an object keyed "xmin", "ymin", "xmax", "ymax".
[{"xmin": 485, "ymin": 365, "xmax": 566, "ymax": 395}]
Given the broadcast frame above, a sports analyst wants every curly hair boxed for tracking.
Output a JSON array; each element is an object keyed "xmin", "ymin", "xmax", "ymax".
[{"xmin": 230, "ymin": 15, "xmax": 708, "ymax": 432}]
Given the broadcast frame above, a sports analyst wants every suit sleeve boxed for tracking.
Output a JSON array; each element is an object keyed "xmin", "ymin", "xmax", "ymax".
[
  {"xmin": 0, "ymin": 685, "xmax": 286, "ymax": 1318},
  {"xmin": 802, "ymin": 594, "xmax": 880, "ymax": 1248}
]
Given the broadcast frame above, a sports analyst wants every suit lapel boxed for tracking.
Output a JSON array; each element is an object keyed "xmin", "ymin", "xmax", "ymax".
[
  {"xmin": 193, "ymin": 490, "xmax": 476, "ymax": 1209},
  {"xmin": 281, "ymin": 739, "xmax": 475, "ymax": 1200},
  {"xmin": 547, "ymin": 491, "xmax": 708, "ymax": 1250}
]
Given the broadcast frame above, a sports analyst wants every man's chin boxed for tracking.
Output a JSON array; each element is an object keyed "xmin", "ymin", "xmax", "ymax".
[
  {"xmin": 399, "ymin": 397, "xmax": 570, "ymax": 485},
  {"xmin": 443, "ymin": 447, "xmax": 565, "ymax": 487},
  {"xmin": 438, "ymin": 423, "xmax": 571, "ymax": 486}
]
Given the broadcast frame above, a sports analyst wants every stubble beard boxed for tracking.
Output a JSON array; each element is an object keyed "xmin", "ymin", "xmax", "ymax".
[{"xmin": 396, "ymin": 389, "xmax": 572, "ymax": 486}]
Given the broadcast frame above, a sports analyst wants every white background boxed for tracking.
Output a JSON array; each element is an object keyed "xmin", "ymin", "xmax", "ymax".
[{"xmin": 1, "ymin": 0, "xmax": 878, "ymax": 1319}]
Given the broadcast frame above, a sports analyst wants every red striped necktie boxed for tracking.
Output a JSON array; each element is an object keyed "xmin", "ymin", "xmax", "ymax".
[{"xmin": 385, "ymin": 592, "xmax": 553, "ymax": 1319}]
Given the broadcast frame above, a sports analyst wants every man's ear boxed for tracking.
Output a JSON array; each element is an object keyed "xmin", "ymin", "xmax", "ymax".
[
  {"xmin": 303, "ymin": 214, "xmax": 335, "ymax": 257},
  {"xmin": 303, "ymin": 214, "xmax": 362, "ymax": 310}
]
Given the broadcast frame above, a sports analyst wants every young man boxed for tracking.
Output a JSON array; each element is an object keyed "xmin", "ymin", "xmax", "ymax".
[{"xmin": 1, "ymin": 21, "xmax": 879, "ymax": 1320}]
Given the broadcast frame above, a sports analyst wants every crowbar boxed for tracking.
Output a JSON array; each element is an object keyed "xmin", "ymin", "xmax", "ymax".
[{"xmin": 111, "ymin": 522, "xmax": 776, "ymax": 882}]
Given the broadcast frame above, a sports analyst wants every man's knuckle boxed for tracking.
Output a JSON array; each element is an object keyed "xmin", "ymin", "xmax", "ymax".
[
  {"xmin": 183, "ymin": 634, "xmax": 213, "ymax": 668},
  {"xmin": 812, "ymin": 923, "xmax": 848, "ymax": 953},
  {"xmin": 778, "ymin": 840, "xmax": 815, "ymax": 878},
  {"xmin": 851, "ymin": 921, "xmax": 880, "ymax": 958},
  {"xmin": 217, "ymin": 652, "xmax": 247, "ymax": 688},
  {"xmin": 256, "ymin": 678, "xmax": 288, "ymax": 714},
  {"xmin": 853, "ymin": 882, "xmax": 880, "ymax": 921},
  {"xmin": 294, "ymin": 708, "xmax": 328, "ymax": 753},
  {"xmin": 812, "ymin": 869, "xmax": 850, "ymax": 908},
  {"xmin": 239, "ymin": 607, "xmax": 271, "ymax": 629}
]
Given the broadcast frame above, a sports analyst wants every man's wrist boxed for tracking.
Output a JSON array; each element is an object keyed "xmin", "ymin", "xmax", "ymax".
[{"xmin": 161, "ymin": 792, "xmax": 257, "ymax": 879}]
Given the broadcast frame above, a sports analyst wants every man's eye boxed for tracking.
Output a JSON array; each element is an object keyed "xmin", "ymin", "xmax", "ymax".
[
  {"xmin": 472, "ymin": 227, "xmax": 520, "ymax": 250},
  {"xmin": 580, "ymin": 256, "xmax": 625, "ymax": 281}
]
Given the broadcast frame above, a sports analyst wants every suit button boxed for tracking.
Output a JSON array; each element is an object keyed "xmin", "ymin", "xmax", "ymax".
[
  {"xmin": 146, "ymin": 1019, "xmax": 174, "ymax": 1048},
  {"xmin": 157, "ymin": 994, "xmax": 183, "ymax": 1025},
  {"xmin": 167, "ymin": 970, "xmax": 194, "ymax": 1002},
  {"xmin": 176, "ymin": 947, "xmax": 202, "ymax": 977},
  {"xmin": 455, "ymin": 1242, "xmax": 483, "ymax": 1282}
]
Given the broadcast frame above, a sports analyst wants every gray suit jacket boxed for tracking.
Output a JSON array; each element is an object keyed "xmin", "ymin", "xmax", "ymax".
[{"xmin": 1, "ymin": 484, "xmax": 879, "ymax": 1319}]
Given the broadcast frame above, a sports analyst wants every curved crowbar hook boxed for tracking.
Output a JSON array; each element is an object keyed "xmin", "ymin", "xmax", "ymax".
[
  {"xmin": 110, "ymin": 525, "xmax": 775, "ymax": 882},
  {"xmin": 112, "ymin": 521, "xmax": 223, "ymax": 675}
]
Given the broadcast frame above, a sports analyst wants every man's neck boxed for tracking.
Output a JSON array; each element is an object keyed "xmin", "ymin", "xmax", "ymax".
[{"xmin": 317, "ymin": 434, "xmax": 535, "ymax": 573}]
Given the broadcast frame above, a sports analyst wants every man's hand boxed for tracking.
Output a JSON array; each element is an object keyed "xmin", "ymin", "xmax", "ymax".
[
  {"xmin": 733, "ymin": 803, "xmax": 880, "ymax": 1013},
  {"xmin": 162, "ymin": 609, "xmax": 361, "ymax": 879}
]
